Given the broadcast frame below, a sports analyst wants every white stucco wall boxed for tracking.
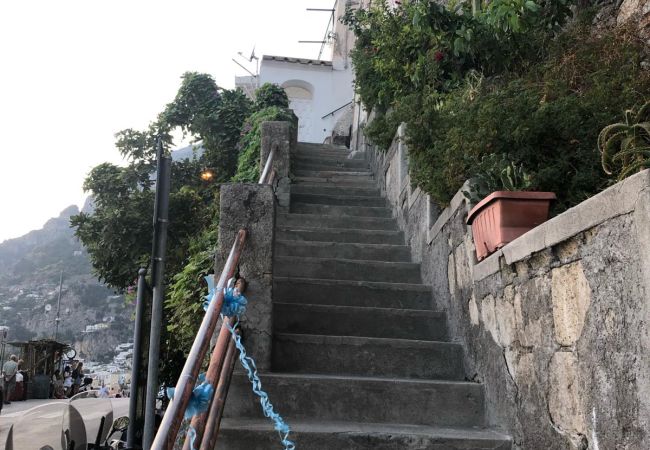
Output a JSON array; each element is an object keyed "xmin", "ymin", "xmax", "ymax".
[{"xmin": 259, "ymin": 57, "xmax": 353, "ymax": 143}]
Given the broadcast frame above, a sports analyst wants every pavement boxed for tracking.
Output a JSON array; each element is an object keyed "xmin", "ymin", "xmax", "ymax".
[{"xmin": 0, "ymin": 397, "xmax": 129, "ymax": 449}]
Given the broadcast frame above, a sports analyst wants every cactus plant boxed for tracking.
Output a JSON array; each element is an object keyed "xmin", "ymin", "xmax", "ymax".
[{"xmin": 598, "ymin": 101, "xmax": 650, "ymax": 181}]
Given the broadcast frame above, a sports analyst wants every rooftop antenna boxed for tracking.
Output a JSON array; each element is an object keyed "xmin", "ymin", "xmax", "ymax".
[
  {"xmin": 232, "ymin": 45, "xmax": 260, "ymax": 92},
  {"xmin": 299, "ymin": 2, "xmax": 337, "ymax": 59}
]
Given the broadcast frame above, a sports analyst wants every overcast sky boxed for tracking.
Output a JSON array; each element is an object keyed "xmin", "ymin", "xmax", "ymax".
[{"xmin": 0, "ymin": 0, "xmax": 335, "ymax": 243}]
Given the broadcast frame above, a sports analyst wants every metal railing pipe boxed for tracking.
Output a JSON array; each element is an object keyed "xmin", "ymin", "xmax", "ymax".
[
  {"xmin": 180, "ymin": 316, "xmax": 236, "ymax": 450},
  {"xmin": 259, "ymin": 144, "xmax": 276, "ymax": 185},
  {"xmin": 199, "ymin": 333, "xmax": 239, "ymax": 450},
  {"xmin": 150, "ymin": 229, "xmax": 247, "ymax": 450}
]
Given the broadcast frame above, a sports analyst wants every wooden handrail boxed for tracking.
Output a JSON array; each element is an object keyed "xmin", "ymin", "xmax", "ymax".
[{"xmin": 150, "ymin": 229, "xmax": 247, "ymax": 450}]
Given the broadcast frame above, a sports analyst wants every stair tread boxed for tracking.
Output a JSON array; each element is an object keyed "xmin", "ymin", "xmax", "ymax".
[
  {"xmin": 235, "ymin": 370, "xmax": 479, "ymax": 387},
  {"xmin": 290, "ymin": 192, "xmax": 385, "ymax": 201},
  {"xmin": 276, "ymin": 254, "xmax": 419, "ymax": 267},
  {"xmin": 274, "ymin": 276, "xmax": 431, "ymax": 291},
  {"xmin": 276, "ymin": 239, "xmax": 409, "ymax": 250},
  {"xmin": 274, "ymin": 301, "xmax": 440, "ymax": 316},
  {"xmin": 275, "ymin": 332, "xmax": 459, "ymax": 349},
  {"xmin": 220, "ymin": 418, "xmax": 511, "ymax": 441},
  {"xmin": 277, "ymin": 225, "xmax": 402, "ymax": 235}
]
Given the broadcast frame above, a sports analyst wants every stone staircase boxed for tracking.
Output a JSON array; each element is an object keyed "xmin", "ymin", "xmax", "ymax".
[{"xmin": 218, "ymin": 143, "xmax": 511, "ymax": 449}]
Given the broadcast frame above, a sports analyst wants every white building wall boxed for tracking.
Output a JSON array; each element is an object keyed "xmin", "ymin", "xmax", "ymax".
[{"xmin": 259, "ymin": 58, "xmax": 353, "ymax": 144}]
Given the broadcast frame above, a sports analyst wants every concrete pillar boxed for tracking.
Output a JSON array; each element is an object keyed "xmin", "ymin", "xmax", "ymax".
[
  {"xmin": 216, "ymin": 183, "xmax": 275, "ymax": 370},
  {"xmin": 261, "ymin": 121, "xmax": 292, "ymax": 210}
]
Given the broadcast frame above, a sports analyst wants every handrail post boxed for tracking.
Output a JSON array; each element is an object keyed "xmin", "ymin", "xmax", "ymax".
[
  {"xmin": 261, "ymin": 121, "xmax": 293, "ymax": 211},
  {"xmin": 216, "ymin": 183, "xmax": 275, "ymax": 371}
]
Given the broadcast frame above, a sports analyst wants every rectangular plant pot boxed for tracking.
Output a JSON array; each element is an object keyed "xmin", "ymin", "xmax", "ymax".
[{"xmin": 466, "ymin": 191, "xmax": 556, "ymax": 261}]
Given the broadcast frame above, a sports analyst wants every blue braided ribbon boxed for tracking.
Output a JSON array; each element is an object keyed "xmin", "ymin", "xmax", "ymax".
[
  {"xmin": 227, "ymin": 319, "xmax": 296, "ymax": 450},
  {"xmin": 203, "ymin": 275, "xmax": 248, "ymax": 317},
  {"xmin": 166, "ymin": 380, "xmax": 213, "ymax": 421}
]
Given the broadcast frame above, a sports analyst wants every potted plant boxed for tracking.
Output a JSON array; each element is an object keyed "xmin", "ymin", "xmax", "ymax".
[
  {"xmin": 599, "ymin": 101, "xmax": 650, "ymax": 181},
  {"xmin": 464, "ymin": 154, "xmax": 555, "ymax": 261}
]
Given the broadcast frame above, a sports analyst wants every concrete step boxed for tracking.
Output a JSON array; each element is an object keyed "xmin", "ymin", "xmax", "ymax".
[
  {"xmin": 277, "ymin": 213, "xmax": 398, "ymax": 231},
  {"xmin": 217, "ymin": 419, "xmax": 512, "ymax": 450},
  {"xmin": 274, "ymin": 277, "xmax": 432, "ymax": 309},
  {"xmin": 273, "ymin": 302, "xmax": 448, "ymax": 341},
  {"xmin": 291, "ymin": 192, "xmax": 386, "ymax": 207},
  {"xmin": 294, "ymin": 152, "xmax": 365, "ymax": 162},
  {"xmin": 294, "ymin": 155, "xmax": 368, "ymax": 169},
  {"xmin": 295, "ymin": 146, "xmax": 351, "ymax": 157},
  {"xmin": 274, "ymin": 256, "xmax": 422, "ymax": 284},
  {"xmin": 224, "ymin": 372, "xmax": 485, "ymax": 428},
  {"xmin": 276, "ymin": 226, "xmax": 405, "ymax": 245},
  {"xmin": 290, "ymin": 183, "xmax": 380, "ymax": 197},
  {"xmin": 297, "ymin": 142, "xmax": 349, "ymax": 151},
  {"xmin": 276, "ymin": 239, "xmax": 411, "ymax": 262},
  {"xmin": 293, "ymin": 176, "xmax": 378, "ymax": 187},
  {"xmin": 293, "ymin": 169, "xmax": 374, "ymax": 180},
  {"xmin": 272, "ymin": 333, "xmax": 464, "ymax": 380},
  {"xmin": 290, "ymin": 202, "xmax": 393, "ymax": 218},
  {"xmin": 294, "ymin": 162, "xmax": 369, "ymax": 173}
]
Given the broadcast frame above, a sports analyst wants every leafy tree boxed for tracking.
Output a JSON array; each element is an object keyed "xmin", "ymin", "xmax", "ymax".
[
  {"xmin": 254, "ymin": 83, "xmax": 290, "ymax": 109},
  {"xmin": 71, "ymin": 76, "xmax": 294, "ymax": 383}
]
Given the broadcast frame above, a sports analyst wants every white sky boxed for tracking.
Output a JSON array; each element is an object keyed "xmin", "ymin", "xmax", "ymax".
[{"xmin": 0, "ymin": 0, "xmax": 335, "ymax": 243}]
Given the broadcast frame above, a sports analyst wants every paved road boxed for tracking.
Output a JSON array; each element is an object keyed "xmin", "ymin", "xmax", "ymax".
[{"xmin": 0, "ymin": 397, "xmax": 129, "ymax": 450}]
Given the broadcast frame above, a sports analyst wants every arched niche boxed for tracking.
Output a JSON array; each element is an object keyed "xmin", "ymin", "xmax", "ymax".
[
  {"xmin": 281, "ymin": 79, "xmax": 315, "ymax": 100},
  {"xmin": 281, "ymin": 80, "xmax": 316, "ymax": 142}
]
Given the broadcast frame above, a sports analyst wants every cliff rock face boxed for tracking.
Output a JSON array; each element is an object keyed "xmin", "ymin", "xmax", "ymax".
[
  {"xmin": 0, "ymin": 205, "xmax": 134, "ymax": 360},
  {"xmin": 595, "ymin": 0, "xmax": 650, "ymax": 41},
  {"xmin": 618, "ymin": 0, "xmax": 650, "ymax": 34}
]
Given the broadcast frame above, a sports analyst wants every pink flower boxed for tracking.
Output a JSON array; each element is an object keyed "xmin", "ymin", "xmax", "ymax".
[{"xmin": 434, "ymin": 51, "xmax": 444, "ymax": 62}]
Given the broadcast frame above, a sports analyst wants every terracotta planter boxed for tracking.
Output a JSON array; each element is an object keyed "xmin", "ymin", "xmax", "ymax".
[{"xmin": 466, "ymin": 191, "xmax": 556, "ymax": 261}]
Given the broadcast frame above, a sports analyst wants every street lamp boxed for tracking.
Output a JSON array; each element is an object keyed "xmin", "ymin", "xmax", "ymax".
[{"xmin": 200, "ymin": 168, "xmax": 215, "ymax": 182}]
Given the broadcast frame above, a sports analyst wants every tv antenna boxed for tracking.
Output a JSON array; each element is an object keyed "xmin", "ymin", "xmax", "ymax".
[
  {"xmin": 299, "ymin": 4, "xmax": 337, "ymax": 60},
  {"xmin": 232, "ymin": 45, "xmax": 259, "ymax": 80}
]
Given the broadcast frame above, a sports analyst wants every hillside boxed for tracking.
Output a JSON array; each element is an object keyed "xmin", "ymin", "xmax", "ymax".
[{"xmin": 0, "ymin": 204, "xmax": 134, "ymax": 362}]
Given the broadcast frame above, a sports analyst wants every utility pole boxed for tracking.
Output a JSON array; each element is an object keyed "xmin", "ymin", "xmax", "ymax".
[
  {"xmin": 127, "ymin": 267, "xmax": 150, "ymax": 448},
  {"xmin": 54, "ymin": 270, "xmax": 64, "ymax": 341},
  {"xmin": 143, "ymin": 139, "xmax": 172, "ymax": 450}
]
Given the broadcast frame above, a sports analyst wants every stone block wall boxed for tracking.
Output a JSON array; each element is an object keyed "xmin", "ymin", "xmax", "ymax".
[{"xmin": 367, "ymin": 134, "xmax": 650, "ymax": 449}]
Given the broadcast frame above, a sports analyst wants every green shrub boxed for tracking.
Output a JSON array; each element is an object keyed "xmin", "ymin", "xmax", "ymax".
[
  {"xmin": 232, "ymin": 107, "xmax": 296, "ymax": 182},
  {"xmin": 405, "ymin": 26, "xmax": 650, "ymax": 211},
  {"xmin": 254, "ymin": 83, "xmax": 289, "ymax": 109}
]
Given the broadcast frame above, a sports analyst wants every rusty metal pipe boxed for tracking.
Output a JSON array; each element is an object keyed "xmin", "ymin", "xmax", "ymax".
[
  {"xmin": 150, "ymin": 229, "xmax": 247, "ymax": 450},
  {"xmin": 200, "ymin": 335, "xmax": 238, "ymax": 450},
  {"xmin": 181, "ymin": 316, "xmax": 236, "ymax": 450}
]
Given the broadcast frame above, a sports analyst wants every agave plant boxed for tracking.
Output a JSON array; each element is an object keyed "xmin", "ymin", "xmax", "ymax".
[{"xmin": 599, "ymin": 101, "xmax": 650, "ymax": 181}]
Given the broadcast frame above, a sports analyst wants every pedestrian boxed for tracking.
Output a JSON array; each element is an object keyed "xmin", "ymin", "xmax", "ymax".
[
  {"xmin": 12, "ymin": 370, "xmax": 23, "ymax": 401},
  {"xmin": 71, "ymin": 362, "xmax": 83, "ymax": 396},
  {"xmin": 52, "ymin": 369, "xmax": 65, "ymax": 399},
  {"xmin": 2, "ymin": 355, "xmax": 19, "ymax": 405},
  {"xmin": 63, "ymin": 367, "xmax": 73, "ymax": 397}
]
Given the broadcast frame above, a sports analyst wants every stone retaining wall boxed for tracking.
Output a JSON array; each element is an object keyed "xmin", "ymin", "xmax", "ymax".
[{"xmin": 366, "ymin": 134, "xmax": 650, "ymax": 450}]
